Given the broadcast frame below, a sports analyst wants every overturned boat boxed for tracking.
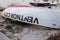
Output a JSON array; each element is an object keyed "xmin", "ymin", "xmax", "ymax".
[{"xmin": 1, "ymin": 4, "xmax": 60, "ymax": 28}]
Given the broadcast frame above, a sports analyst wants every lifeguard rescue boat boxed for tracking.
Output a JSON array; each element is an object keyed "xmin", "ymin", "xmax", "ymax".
[{"xmin": 1, "ymin": 1, "xmax": 60, "ymax": 29}]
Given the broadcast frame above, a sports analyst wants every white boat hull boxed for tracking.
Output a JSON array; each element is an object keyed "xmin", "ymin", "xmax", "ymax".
[{"xmin": 2, "ymin": 7, "xmax": 60, "ymax": 28}]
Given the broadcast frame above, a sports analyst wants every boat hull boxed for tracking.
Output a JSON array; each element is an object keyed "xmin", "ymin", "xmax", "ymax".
[{"xmin": 2, "ymin": 7, "xmax": 60, "ymax": 28}]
